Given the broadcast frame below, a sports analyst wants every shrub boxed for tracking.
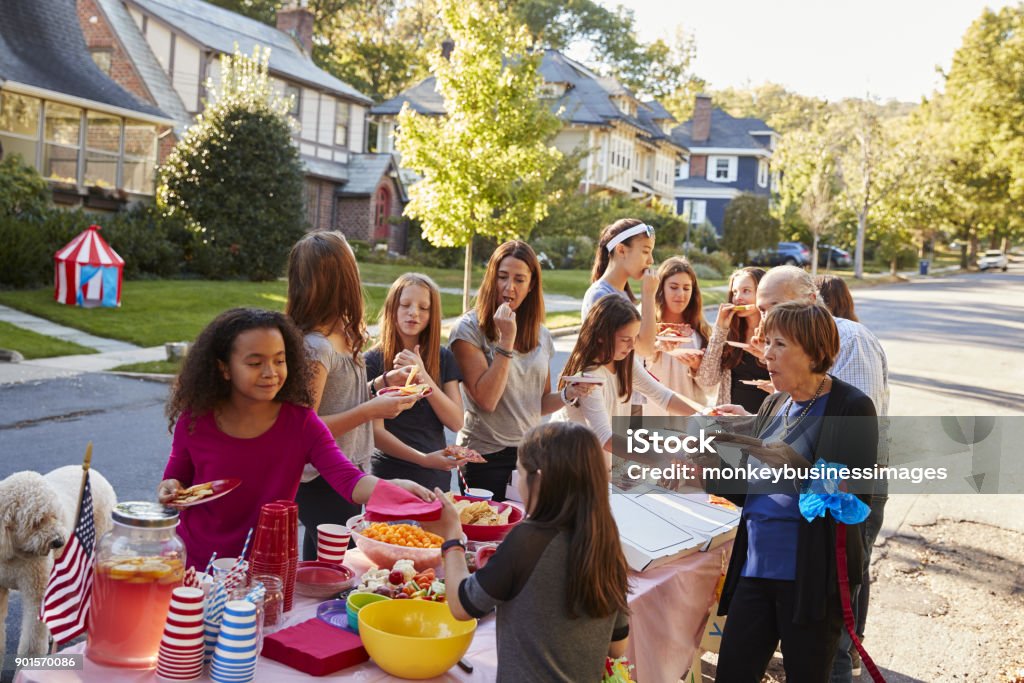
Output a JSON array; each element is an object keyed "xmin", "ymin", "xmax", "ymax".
[
  {"xmin": 0, "ymin": 155, "xmax": 51, "ymax": 220},
  {"xmin": 156, "ymin": 48, "xmax": 305, "ymax": 280},
  {"xmin": 0, "ymin": 205, "xmax": 188, "ymax": 288},
  {"xmin": 690, "ymin": 263, "xmax": 722, "ymax": 280},
  {"xmin": 530, "ymin": 235, "xmax": 595, "ymax": 270},
  {"xmin": 722, "ymin": 194, "xmax": 778, "ymax": 264}
]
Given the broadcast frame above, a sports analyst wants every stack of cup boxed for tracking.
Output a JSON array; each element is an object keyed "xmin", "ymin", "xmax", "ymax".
[
  {"xmin": 156, "ymin": 586, "xmax": 205, "ymax": 681},
  {"xmin": 250, "ymin": 503, "xmax": 289, "ymax": 610},
  {"xmin": 317, "ymin": 523, "xmax": 351, "ymax": 564},
  {"xmin": 210, "ymin": 600, "xmax": 259, "ymax": 683},
  {"xmin": 271, "ymin": 499, "xmax": 299, "ymax": 611}
]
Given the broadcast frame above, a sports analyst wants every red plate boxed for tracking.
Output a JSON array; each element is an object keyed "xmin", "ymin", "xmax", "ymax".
[{"xmin": 167, "ymin": 479, "xmax": 242, "ymax": 508}]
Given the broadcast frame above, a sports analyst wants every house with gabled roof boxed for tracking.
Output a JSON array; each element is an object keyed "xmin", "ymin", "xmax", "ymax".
[
  {"xmin": 671, "ymin": 94, "xmax": 778, "ymax": 235},
  {"xmin": 370, "ymin": 48, "xmax": 686, "ymax": 209},
  {"xmin": 0, "ymin": 0, "xmax": 174, "ymax": 210},
  {"xmin": 77, "ymin": 0, "xmax": 410, "ymax": 250}
]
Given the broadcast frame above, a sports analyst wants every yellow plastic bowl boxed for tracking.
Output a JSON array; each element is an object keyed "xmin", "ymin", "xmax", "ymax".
[{"xmin": 358, "ymin": 599, "xmax": 477, "ymax": 679}]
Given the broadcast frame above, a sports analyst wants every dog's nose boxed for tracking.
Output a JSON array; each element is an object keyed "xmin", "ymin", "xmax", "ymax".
[{"xmin": 51, "ymin": 537, "xmax": 65, "ymax": 550}]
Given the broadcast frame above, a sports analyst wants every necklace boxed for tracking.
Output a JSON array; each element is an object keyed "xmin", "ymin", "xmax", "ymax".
[{"xmin": 780, "ymin": 375, "xmax": 828, "ymax": 439}]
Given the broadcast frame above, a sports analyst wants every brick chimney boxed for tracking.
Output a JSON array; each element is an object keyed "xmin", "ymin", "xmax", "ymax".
[
  {"xmin": 692, "ymin": 94, "xmax": 712, "ymax": 143},
  {"xmin": 277, "ymin": 0, "xmax": 314, "ymax": 55}
]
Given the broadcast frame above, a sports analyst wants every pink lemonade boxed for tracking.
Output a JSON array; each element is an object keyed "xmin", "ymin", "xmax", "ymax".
[{"xmin": 86, "ymin": 556, "xmax": 185, "ymax": 668}]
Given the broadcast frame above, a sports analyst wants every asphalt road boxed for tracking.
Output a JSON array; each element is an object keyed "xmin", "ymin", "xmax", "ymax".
[{"xmin": 2, "ymin": 263, "xmax": 1022, "ymax": 669}]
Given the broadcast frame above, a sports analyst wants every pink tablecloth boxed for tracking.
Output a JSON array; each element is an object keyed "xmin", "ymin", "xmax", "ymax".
[{"xmin": 15, "ymin": 542, "xmax": 732, "ymax": 683}]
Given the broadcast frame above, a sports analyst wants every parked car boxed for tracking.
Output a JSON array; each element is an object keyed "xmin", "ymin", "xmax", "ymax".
[
  {"xmin": 818, "ymin": 245, "xmax": 853, "ymax": 269},
  {"xmin": 977, "ymin": 250, "xmax": 1008, "ymax": 271},
  {"xmin": 750, "ymin": 242, "xmax": 811, "ymax": 267}
]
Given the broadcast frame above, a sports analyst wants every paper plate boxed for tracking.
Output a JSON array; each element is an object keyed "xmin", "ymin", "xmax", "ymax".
[
  {"xmin": 167, "ymin": 479, "xmax": 242, "ymax": 508},
  {"xmin": 316, "ymin": 599, "xmax": 352, "ymax": 630},
  {"xmin": 656, "ymin": 335, "xmax": 694, "ymax": 343},
  {"xmin": 559, "ymin": 375, "xmax": 604, "ymax": 385},
  {"xmin": 725, "ymin": 341, "xmax": 751, "ymax": 349},
  {"xmin": 739, "ymin": 379, "xmax": 771, "ymax": 386}
]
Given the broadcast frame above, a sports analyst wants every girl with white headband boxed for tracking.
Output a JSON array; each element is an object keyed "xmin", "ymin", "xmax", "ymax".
[{"xmin": 583, "ymin": 218, "xmax": 659, "ymax": 359}]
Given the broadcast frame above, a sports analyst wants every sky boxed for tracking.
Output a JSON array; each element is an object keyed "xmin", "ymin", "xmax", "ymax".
[{"xmin": 622, "ymin": 0, "xmax": 1014, "ymax": 102}]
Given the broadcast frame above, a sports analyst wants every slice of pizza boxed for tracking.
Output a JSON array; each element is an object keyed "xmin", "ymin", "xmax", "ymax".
[{"xmin": 444, "ymin": 445, "xmax": 487, "ymax": 464}]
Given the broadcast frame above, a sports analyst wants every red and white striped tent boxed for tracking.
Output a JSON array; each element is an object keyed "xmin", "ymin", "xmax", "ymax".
[{"xmin": 54, "ymin": 225, "xmax": 124, "ymax": 307}]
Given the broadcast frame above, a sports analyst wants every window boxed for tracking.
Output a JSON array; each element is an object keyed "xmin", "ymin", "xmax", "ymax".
[
  {"xmin": 707, "ymin": 155, "xmax": 736, "ymax": 183},
  {"xmin": 43, "ymin": 103, "xmax": 82, "ymax": 183},
  {"xmin": 676, "ymin": 160, "xmax": 689, "ymax": 179},
  {"xmin": 90, "ymin": 49, "xmax": 113, "ymax": 75},
  {"xmin": 714, "ymin": 158, "xmax": 730, "ymax": 179},
  {"xmin": 682, "ymin": 200, "xmax": 706, "ymax": 225},
  {"xmin": 334, "ymin": 101, "xmax": 349, "ymax": 148},
  {"xmin": 122, "ymin": 120, "xmax": 157, "ymax": 193},
  {"xmin": 284, "ymin": 84, "xmax": 300, "ymax": 118},
  {"xmin": 0, "ymin": 92, "xmax": 41, "ymax": 167},
  {"xmin": 84, "ymin": 112, "xmax": 121, "ymax": 188},
  {"xmin": 758, "ymin": 159, "xmax": 769, "ymax": 188}
]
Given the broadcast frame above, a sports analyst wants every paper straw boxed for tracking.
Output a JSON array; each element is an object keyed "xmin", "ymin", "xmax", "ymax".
[
  {"xmin": 236, "ymin": 528, "xmax": 254, "ymax": 564},
  {"xmin": 457, "ymin": 466, "xmax": 469, "ymax": 493},
  {"xmin": 183, "ymin": 566, "xmax": 197, "ymax": 588},
  {"xmin": 204, "ymin": 552, "xmax": 218, "ymax": 578}
]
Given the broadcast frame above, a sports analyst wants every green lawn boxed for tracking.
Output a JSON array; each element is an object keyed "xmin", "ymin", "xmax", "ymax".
[
  {"xmin": 0, "ymin": 320, "xmax": 97, "ymax": 359},
  {"xmin": 0, "ymin": 280, "xmax": 465, "ymax": 348},
  {"xmin": 111, "ymin": 359, "xmax": 181, "ymax": 374}
]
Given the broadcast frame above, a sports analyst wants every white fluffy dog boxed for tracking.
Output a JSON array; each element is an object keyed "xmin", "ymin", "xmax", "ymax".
[{"xmin": 0, "ymin": 467, "xmax": 115, "ymax": 657}]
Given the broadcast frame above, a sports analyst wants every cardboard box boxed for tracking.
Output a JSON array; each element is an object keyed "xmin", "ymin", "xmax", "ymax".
[{"xmin": 611, "ymin": 485, "xmax": 739, "ymax": 572}]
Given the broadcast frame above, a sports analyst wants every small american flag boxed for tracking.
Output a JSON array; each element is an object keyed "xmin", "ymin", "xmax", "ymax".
[{"xmin": 40, "ymin": 473, "xmax": 97, "ymax": 644}]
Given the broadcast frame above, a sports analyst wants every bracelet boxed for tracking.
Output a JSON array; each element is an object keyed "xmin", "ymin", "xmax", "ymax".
[
  {"xmin": 494, "ymin": 345, "xmax": 514, "ymax": 358},
  {"xmin": 560, "ymin": 386, "xmax": 580, "ymax": 408},
  {"xmin": 441, "ymin": 538, "xmax": 466, "ymax": 556}
]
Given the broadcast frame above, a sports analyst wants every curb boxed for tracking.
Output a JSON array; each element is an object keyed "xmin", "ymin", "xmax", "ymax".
[
  {"xmin": 104, "ymin": 371, "xmax": 175, "ymax": 384},
  {"xmin": 551, "ymin": 325, "xmax": 581, "ymax": 338}
]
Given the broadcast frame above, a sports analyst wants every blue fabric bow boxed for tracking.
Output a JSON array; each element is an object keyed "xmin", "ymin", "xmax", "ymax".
[{"xmin": 798, "ymin": 460, "xmax": 870, "ymax": 524}]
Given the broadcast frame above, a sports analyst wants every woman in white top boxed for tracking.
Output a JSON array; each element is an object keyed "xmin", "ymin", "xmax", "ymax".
[
  {"xmin": 643, "ymin": 257, "xmax": 713, "ymax": 415},
  {"xmin": 553, "ymin": 296, "xmax": 696, "ymax": 468}
]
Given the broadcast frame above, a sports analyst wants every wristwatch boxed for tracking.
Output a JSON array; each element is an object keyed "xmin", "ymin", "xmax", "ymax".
[{"xmin": 441, "ymin": 538, "xmax": 466, "ymax": 556}]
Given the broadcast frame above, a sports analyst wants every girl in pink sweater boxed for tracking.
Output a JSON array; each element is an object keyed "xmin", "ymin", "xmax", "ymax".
[{"xmin": 157, "ymin": 308, "xmax": 433, "ymax": 569}]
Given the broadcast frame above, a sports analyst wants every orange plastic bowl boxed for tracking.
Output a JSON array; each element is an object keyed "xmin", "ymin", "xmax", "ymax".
[{"xmin": 451, "ymin": 496, "xmax": 524, "ymax": 542}]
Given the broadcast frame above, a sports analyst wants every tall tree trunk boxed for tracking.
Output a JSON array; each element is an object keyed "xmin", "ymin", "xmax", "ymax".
[
  {"xmin": 810, "ymin": 232, "xmax": 819, "ymax": 277},
  {"xmin": 462, "ymin": 239, "xmax": 473, "ymax": 314},
  {"xmin": 969, "ymin": 230, "xmax": 979, "ymax": 268},
  {"xmin": 890, "ymin": 255, "xmax": 898, "ymax": 276},
  {"xmin": 854, "ymin": 210, "xmax": 867, "ymax": 279}
]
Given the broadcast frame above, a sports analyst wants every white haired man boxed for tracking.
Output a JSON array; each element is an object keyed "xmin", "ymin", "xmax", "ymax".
[{"xmin": 754, "ymin": 264, "xmax": 888, "ymax": 682}]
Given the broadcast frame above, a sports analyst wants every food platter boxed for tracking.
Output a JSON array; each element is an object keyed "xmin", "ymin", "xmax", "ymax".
[{"xmin": 166, "ymin": 479, "xmax": 242, "ymax": 508}]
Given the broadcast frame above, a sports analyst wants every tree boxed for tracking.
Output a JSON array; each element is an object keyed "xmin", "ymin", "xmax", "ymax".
[
  {"xmin": 157, "ymin": 47, "xmax": 305, "ymax": 281},
  {"xmin": 396, "ymin": 0, "xmax": 564, "ymax": 310},
  {"xmin": 314, "ymin": 0, "xmax": 445, "ymax": 102},
  {"xmin": 943, "ymin": 4, "xmax": 1024, "ymax": 259},
  {"xmin": 710, "ymin": 83, "xmax": 828, "ymax": 134},
  {"xmin": 721, "ymin": 194, "xmax": 778, "ymax": 265},
  {"xmin": 833, "ymin": 100, "xmax": 920, "ymax": 278},
  {"xmin": 773, "ymin": 122, "xmax": 839, "ymax": 276}
]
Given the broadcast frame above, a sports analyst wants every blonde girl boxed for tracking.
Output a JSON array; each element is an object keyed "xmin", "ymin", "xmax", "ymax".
[{"xmin": 366, "ymin": 274, "xmax": 464, "ymax": 490}]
